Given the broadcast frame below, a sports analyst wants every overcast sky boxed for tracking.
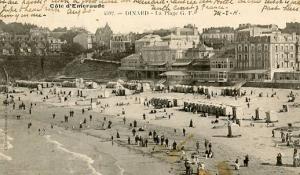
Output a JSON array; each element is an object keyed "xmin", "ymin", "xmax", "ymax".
[{"xmin": 2, "ymin": 3, "xmax": 300, "ymax": 33}]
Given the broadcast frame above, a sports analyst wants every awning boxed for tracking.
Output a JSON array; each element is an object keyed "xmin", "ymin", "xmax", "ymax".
[
  {"xmin": 160, "ymin": 71, "xmax": 188, "ymax": 76},
  {"xmin": 231, "ymin": 70, "xmax": 268, "ymax": 74},
  {"xmin": 148, "ymin": 62, "xmax": 166, "ymax": 66},
  {"xmin": 172, "ymin": 61, "xmax": 192, "ymax": 66}
]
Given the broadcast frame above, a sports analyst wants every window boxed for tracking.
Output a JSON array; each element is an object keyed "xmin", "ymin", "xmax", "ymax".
[
  {"xmin": 285, "ymin": 46, "xmax": 288, "ymax": 51},
  {"xmin": 291, "ymin": 45, "xmax": 294, "ymax": 50},
  {"xmin": 257, "ymin": 44, "xmax": 262, "ymax": 52},
  {"xmin": 281, "ymin": 46, "xmax": 284, "ymax": 51},
  {"xmin": 238, "ymin": 45, "xmax": 242, "ymax": 51},
  {"xmin": 230, "ymin": 62, "xmax": 233, "ymax": 68},
  {"xmin": 244, "ymin": 46, "xmax": 248, "ymax": 52},
  {"xmin": 291, "ymin": 54, "xmax": 294, "ymax": 58}
]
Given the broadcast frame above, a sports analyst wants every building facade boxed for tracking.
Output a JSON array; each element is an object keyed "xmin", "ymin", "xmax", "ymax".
[
  {"xmin": 95, "ymin": 23, "xmax": 113, "ymax": 48},
  {"xmin": 235, "ymin": 31, "xmax": 298, "ymax": 80}
]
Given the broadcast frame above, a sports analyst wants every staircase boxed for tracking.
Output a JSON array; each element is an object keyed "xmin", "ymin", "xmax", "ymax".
[
  {"xmin": 233, "ymin": 80, "xmax": 247, "ymax": 89},
  {"xmin": 156, "ymin": 78, "xmax": 167, "ymax": 85}
]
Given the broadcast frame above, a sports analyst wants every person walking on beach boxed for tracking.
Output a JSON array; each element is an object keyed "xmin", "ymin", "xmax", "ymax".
[
  {"xmin": 183, "ymin": 128, "xmax": 186, "ymax": 136},
  {"xmin": 108, "ymin": 121, "xmax": 112, "ymax": 129},
  {"xmin": 143, "ymin": 113, "xmax": 146, "ymax": 120},
  {"xmin": 165, "ymin": 138, "xmax": 169, "ymax": 148},
  {"xmin": 89, "ymin": 115, "xmax": 92, "ymax": 121},
  {"xmin": 172, "ymin": 141, "xmax": 177, "ymax": 150},
  {"xmin": 272, "ymin": 130, "xmax": 275, "ymax": 137},
  {"xmin": 111, "ymin": 136, "xmax": 114, "ymax": 146},
  {"xmin": 196, "ymin": 141, "xmax": 200, "ymax": 151},
  {"xmin": 132, "ymin": 128, "xmax": 136, "ymax": 136},
  {"xmin": 145, "ymin": 139, "xmax": 148, "ymax": 147},
  {"xmin": 27, "ymin": 122, "xmax": 32, "ymax": 129},
  {"xmin": 117, "ymin": 131, "xmax": 120, "ymax": 138},
  {"xmin": 64, "ymin": 115, "xmax": 68, "ymax": 123},
  {"xmin": 184, "ymin": 159, "xmax": 192, "ymax": 175},
  {"xmin": 123, "ymin": 116, "xmax": 126, "ymax": 124},
  {"xmin": 133, "ymin": 120, "xmax": 137, "ymax": 127},
  {"xmin": 128, "ymin": 136, "xmax": 131, "ymax": 145}
]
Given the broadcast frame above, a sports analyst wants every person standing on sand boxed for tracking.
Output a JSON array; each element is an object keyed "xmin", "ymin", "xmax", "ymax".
[
  {"xmin": 184, "ymin": 159, "xmax": 191, "ymax": 175},
  {"xmin": 234, "ymin": 159, "xmax": 240, "ymax": 170},
  {"xmin": 128, "ymin": 136, "xmax": 131, "ymax": 145},
  {"xmin": 189, "ymin": 119, "xmax": 193, "ymax": 128},
  {"xmin": 89, "ymin": 115, "xmax": 92, "ymax": 121},
  {"xmin": 276, "ymin": 153, "xmax": 282, "ymax": 166},
  {"xmin": 204, "ymin": 139, "xmax": 209, "ymax": 150},
  {"xmin": 183, "ymin": 128, "xmax": 186, "ymax": 136},
  {"xmin": 111, "ymin": 136, "xmax": 114, "ymax": 146},
  {"xmin": 117, "ymin": 131, "xmax": 120, "ymax": 138},
  {"xmin": 196, "ymin": 141, "xmax": 200, "ymax": 151},
  {"xmin": 244, "ymin": 155, "xmax": 249, "ymax": 167}
]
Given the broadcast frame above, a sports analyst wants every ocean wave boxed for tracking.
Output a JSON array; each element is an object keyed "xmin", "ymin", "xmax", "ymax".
[
  {"xmin": 0, "ymin": 129, "xmax": 13, "ymax": 161},
  {"xmin": 45, "ymin": 135, "xmax": 102, "ymax": 175},
  {"xmin": 114, "ymin": 161, "xmax": 125, "ymax": 175},
  {"xmin": 0, "ymin": 152, "xmax": 12, "ymax": 161}
]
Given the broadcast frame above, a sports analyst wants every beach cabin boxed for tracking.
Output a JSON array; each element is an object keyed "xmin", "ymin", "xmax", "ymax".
[
  {"xmin": 232, "ymin": 106, "xmax": 243, "ymax": 120},
  {"xmin": 266, "ymin": 111, "xmax": 277, "ymax": 122}
]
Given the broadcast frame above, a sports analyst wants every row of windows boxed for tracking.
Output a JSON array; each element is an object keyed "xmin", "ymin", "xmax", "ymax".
[
  {"xmin": 275, "ymin": 53, "xmax": 294, "ymax": 59},
  {"xmin": 275, "ymin": 62, "xmax": 294, "ymax": 68},
  {"xmin": 275, "ymin": 44, "xmax": 294, "ymax": 52},
  {"xmin": 238, "ymin": 44, "xmax": 269, "ymax": 52},
  {"xmin": 238, "ymin": 54, "xmax": 269, "ymax": 60},
  {"xmin": 211, "ymin": 61, "xmax": 234, "ymax": 68}
]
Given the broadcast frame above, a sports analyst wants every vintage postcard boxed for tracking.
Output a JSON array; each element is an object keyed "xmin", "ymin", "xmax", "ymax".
[{"xmin": 1, "ymin": 0, "xmax": 300, "ymax": 175}]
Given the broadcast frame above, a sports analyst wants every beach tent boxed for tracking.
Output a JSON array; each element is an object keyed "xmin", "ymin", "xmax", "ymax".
[
  {"xmin": 37, "ymin": 84, "xmax": 42, "ymax": 91},
  {"xmin": 227, "ymin": 120, "xmax": 241, "ymax": 137},
  {"xmin": 266, "ymin": 111, "xmax": 277, "ymax": 122},
  {"xmin": 255, "ymin": 107, "xmax": 264, "ymax": 119},
  {"xmin": 104, "ymin": 90, "xmax": 110, "ymax": 98},
  {"xmin": 232, "ymin": 106, "xmax": 243, "ymax": 119}
]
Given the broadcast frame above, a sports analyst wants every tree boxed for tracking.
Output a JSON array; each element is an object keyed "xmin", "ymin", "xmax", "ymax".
[
  {"xmin": 59, "ymin": 30, "xmax": 80, "ymax": 44},
  {"xmin": 62, "ymin": 43, "xmax": 85, "ymax": 56},
  {"xmin": 52, "ymin": 27, "xmax": 67, "ymax": 32}
]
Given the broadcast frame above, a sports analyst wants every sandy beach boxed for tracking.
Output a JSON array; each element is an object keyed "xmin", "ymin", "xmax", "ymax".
[{"xmin": 1, "ymin": 86, "xmax": 300, "ymax": 175}]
